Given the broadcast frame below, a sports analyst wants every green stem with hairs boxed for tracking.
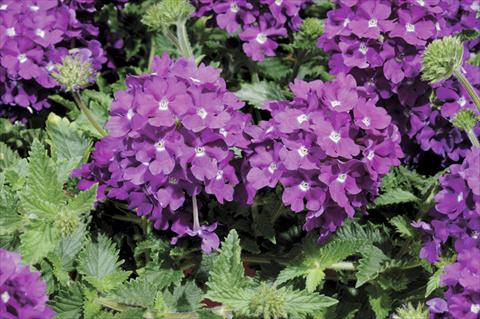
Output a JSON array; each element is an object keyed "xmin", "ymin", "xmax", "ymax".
[
  {"xmin": 176, "ymin": 20, "xmax": 193, "ymax": 58},
  {"xmin": 467, "ymin": 129, "xmax": 480, "ymax": 148},
  {"xmin": 454, "ymin": 69, "xmax": 480, "ymax": 113},
  {"xmin": 72, "ymin": 91, "xmax": 107, "ymax": 137},
  {"xmin": 242, "ymin": 254, "xmax": 355, "ymax": 271},
  {"xmin": 147, "ymin": 35, "xmax": 156, "ymax": 70}
]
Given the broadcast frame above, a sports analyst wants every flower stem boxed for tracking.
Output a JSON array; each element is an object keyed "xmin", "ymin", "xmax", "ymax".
[
  {"xmin": 454, "ymin": 69, "xmax": 480, "ymax": 113},
  {"xmin": 176, "ymin": 20, "xmax": 193, "ymax": 58},
  {"xmin": 242, "ymin": 254, "xmax": 355, "ymax": 271},
  {"xmin": 147, "ymin": 35, "xmax": 156, "ymax": 70},
  {"xmin": 192, "ymin": 194, "xmax": 200, "ymax": 230},
  {"xmin": 467, "ymin": 129, "xmax": 480, "ymax": 148},
  {"xmin": 72, "ymin": 91, "xmax": 107, "ymax": 137}
]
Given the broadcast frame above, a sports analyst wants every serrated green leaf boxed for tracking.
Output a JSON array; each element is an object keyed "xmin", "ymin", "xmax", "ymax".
[
  {"xmin": 389, "ymin": 216, "xmax": 415, "ymax": 238},
  {"xmin": 283, "ymin": 288, "xmax": 338, "ymax": 318},
  {"xmin": 0, "ymin": 177, "xmax": 21, "ymax": 235},
  {"xmin": 67, "ymin": 186, "xmax": 98, "ymax": 216},
  {"xmin": 355, "ymin": 246, "xmax": 389, "ymax": 288},
  {"xmin": 46, "ymin": 113, "xmax": 90, "ymax": 182},
  {"xmin": 305, "ymin": 268, "xmax": 326, "ymax": 292},
  {"xmin": 50, "ymin": 283, "xmax": 84, "ymax": 319},
  {"xmin": 235, "ymin": 81, "xmax": 286, "ymax": 109},
  {"xmin": 49, "ymin": 94, "xmax": 77, "ymax": 110},
  {"xmin": 52, "ymin": 225, "xmax": 88, "ymax": 271},
  {"xmin": 257, "ymin": 58, "xmax": 291, "ymax": 81},
  {"xmin": 163, "ymin": 281, "xmax": 204, "ymax": 312},
  {"xmin": 19, "ymin": 140, "xmax": 65, "ymax": 218},
  {"xmin": 374, "ymin": 189, "xmax": 419, "ymax": 206},
  {"xmin": 0, "ymin": 142, "xmax": 20, "ymax": 171},
  {"xmin": 425, "ymin": 261, "xmax": 450, "ymax": 297},
  {"xmin": 20, "ymin": 221, "xmax": 60, "ymax": 264},
  {"xmin": 78, "ymin": 234, "xmax": 131, "ymax": 291},
  {"xmin": 367, "ymin": 286, "xmax": 391, "ymax": 319}
]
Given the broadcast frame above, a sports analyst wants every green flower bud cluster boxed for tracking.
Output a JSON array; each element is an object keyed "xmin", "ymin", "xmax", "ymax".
[
  {"xmin": 142, "ymin": 0, "xmax": 194, "ymax": 31},
  {"xmin": 51, "ymin": 53, "xmax": 94, "ymax": 92},
  {"xmin": 421, "ymin": 36, "xmax": 464, "ymax": 83},
  {"xmin": 292, "ymin": 18, "xmax": 324, "ymax": 50},
  {"xmin": 249, "ymin": 284, "xmax": 287, "ymax": 319},
  {"xmin": 453, "ymin": 109, "xmax": 480, "ymax": 132},
  {"xmin": 54, "ymin": 211, "xmax": 80, "ymax": 236},
  {"xmin": 392, "ymin": 303, "xmax": 428, "ymax": 319}
]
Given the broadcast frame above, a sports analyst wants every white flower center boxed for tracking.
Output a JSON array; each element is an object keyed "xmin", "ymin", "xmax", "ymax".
[
  {"xmin": 457, "ymin": 192, "xmax": 463, "ymax": 202},
  {"xmin": 6, "ymin": 27, "xmax": 15, "ymax": 37},
  {"xmin": 195, "ymin": 146, "xmax": 206, "ymax": 157},
  {"xmin": 230, "ymin": 2, "xmax": 239, "ymax": 13},
  {"xmin": 197, "ymin": 108, "xmax": 208, "ymax": 119},
  {"xmin": 472, "ymin": 231, "xmax": 480, "ymax": 239},
  {"xmin": 337, "ymin": 174, "xmax": 347, "ymax": 183},
  {"xmin": 298, "ymin": 146, "xmax": 309, "ymax": 157},
  {"xmin": 142, "ymin": 161, "xmax": 150, "ymax": 166},
  {"xmin": 362, "ymin": 116, "xmax": 371, "ymax": 126},
  {"xmin": 343, "ymin": 18, "xmax": 350, "ymax": 27},
  {"xmin": 329, "ymin": 131, "xmax": 341, "ymax": 143},
  {"xmin": 406, "ymin": 23, "xmax": 415, "ymax": 32},
  {"xmin": 189, "ymin": 77, "xmax": 201, "ymax": 83},
  {"xmin": 268, "ymin": 162, "xmax": 277, "ymax": 174},
  {"xmin": 127, "ymin": 109, "xmax": 134, "ymax": 120},
  {"xmin": 330, "ymin": 100, "xmax": 341, "ymax": 108},
  {"xmin": 169, "ymin": 177, "xmax": 178, "ymax": 184},
  {"xmin": 256, "ymin": 33, "xmax": 267, "ymax": 44},
  {"xmin": 17, "ymin": 54, "xmax": 27, "ymax": 64},
  {"xmin": 158, "ymin": 98, "xmax": 169, "ymax": 110},
  {"xmin": 219, "ymin": 128, "xmax": 228, "ymax": 137},
  {"xmin": 472, "ymin": 2, "xmax": 480, "ymax": 11},
  {"xmin": 416, "ymin": 0, "xmax": 425, "ymax": 5},
  {"xmin": 435, "ymin": 22, "xmax": 441, "ymax": 31},
  {"xmin": 368, "ymin": 18, "xmax": 378, "ymax": 28},
  {"xmin": 471, "ymin": 304, "xmax": 480, "ymax": 314},
  {"xmin": 275, "ymin": 0, "xmax": 283, "ymax": 5},
  {"xmin": 46, "ymin": 62, "xmax": 55, "ymax": 72},
  {"xmin": 359, "ymin": 43, "xmax": 368, "ymax": 55},
  {"xmin": 155, "ymin": 140, "xmax": 166, "ymax": 152},
  {"xmin": 367, "ymin": 150, "xmax": 375, "ymax": 160},
  {"xmin": 216, "ymin": 170, "xmax": 224, "ymax": 180},
  {"xmin": 1, "ymin": 292, "xmax": 10, "ymax": 303},
  {"xmin": 35, "ymin": 28, "xmax": 45, "ymax": 38},
  {"xmin": 458, "ymin": 96, "xmax": 466, "ymax": 107},
  {"xmin": 266, "ymin": 126, "xmax": 274, "ymax": 134},
  {"xmin": 0, "ymin": 4, "xmax": 8, "ymax": 10},
  {"xmin": 296, "ymin": 114, "xmax": 308, "ymax": 124},
  {"xmin": 30, "ymin": 5, "xmax": 40, "ymax": 11},
  {"xmin": 299, "ymin": 181, "xmax": 310, "ymax": 192}
]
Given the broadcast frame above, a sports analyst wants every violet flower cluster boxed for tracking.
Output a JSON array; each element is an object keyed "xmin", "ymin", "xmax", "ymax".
[
  {"xmin": 0, "ymin": 0, "xmax": 107, "ymax": 117},
  {"xmin": 318, "ymin": 0, "xmax": 480, "ymax": 163},
  {"xmin": 73, "ymin": 54, "xmax": 252, "ymax": 253},
  {"xmin": 241, "ymin": 74, "xmax": 403, "ymax": 240},
  {"xmin": 0, "ymin": 248, "xmax": 55, "ymax": 319},
  {"xmin": 193, "ymin": 0, "xmax": 311, "ymax": 61},
  {"xmin": 413, "ymin": 148, "xmax": 480, "ymax": 318}
]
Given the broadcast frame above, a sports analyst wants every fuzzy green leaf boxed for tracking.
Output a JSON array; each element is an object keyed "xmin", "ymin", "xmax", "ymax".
[
  {"xmin": 235, "ymin": 81, "xmax": 286, "ymax": 109},
  {"xmin": 163, "ymin": 281, "xmax": 204, "ymax": 312},
  {"xmin": 355, "ymin": 246, "xmax": 389, "ymax": 288},
  {"xmin": 78, "ymin": 234, "xmax": 131, "ymax": 291},
  {"xmin": 20, "ymin": 221, "xmax": 60, "ymax": 264},
  {"xmin": 282, "ymin": 288, "xmax": 338, "ymax": 318},
  {"xmin": 50, "ymin": 283, "xmax": 84, "ymax": 319},
  {"xmin": 46, "ymin": 113, "xmax": 90, "ymax": 182},
  {"xmin": 67, "ymin": 186, "xmax": 98, "ymax": 216},
  {"xmin": 374, "ymin": 189, "xmax": 419, "ymax": 206},
  {"xmin": 0, "ymin": 142, "xmax": 20, "ymax": 171},
  {"xmin": 390, "ymin": 216, "xmax": 415, "ymax": 238}
]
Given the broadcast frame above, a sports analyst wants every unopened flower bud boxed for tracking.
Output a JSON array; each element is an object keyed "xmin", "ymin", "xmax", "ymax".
[
  {"xmin": 422, "ymin": 36, "xmax": 464, "ymax": 83},
  {"xmin": 51, "ymin": 49, "xmax": 94, "ymax": 92},
  {"xmin": 453, "ymin": 109, "xmax": 479, "ymax": 132},
  {"xmin": 392, "ymin": 303, "xmax": 428, "ymax": 319},
  {"xmin": 142, "ymin": 0, "xmax": 194, "ymax": 30}
]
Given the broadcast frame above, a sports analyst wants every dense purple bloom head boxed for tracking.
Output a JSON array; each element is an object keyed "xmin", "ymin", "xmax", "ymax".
[
  {"xmin": 74, "ymin": 54, "xmax": 251, "ymax": 252},
  {"xmin": 319, "ymin": 0, "xmax": 480, "ymax": 164},
  {"xmin": 243, "ymin": 74, "xmax": 403, "ymax": 240},
  {"xmin": 0, "ymin": 249, "xmax": 55, "ymax": 319},
  {"xmin": 194, "ymin": 0, "xmax": 311, "ymax": 60},
  {"xmin": 0, "ymin": 0, "xmax": 106, "ymax": 116}
]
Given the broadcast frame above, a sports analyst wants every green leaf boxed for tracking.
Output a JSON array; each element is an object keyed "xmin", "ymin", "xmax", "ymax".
[
  {"xmin": 235, "ymin": 81, "xmax": 286, "ymax": 109},
  {"xmin": 305, "ymin": 268, "xmax": 326, "ymax": 292},
  {"xmin": 46, "ymin": 113, "xmax": 90, "ymax": 182},
  {"xmin": 50, "ymin": 283, "xmax": 84, "ymax": 319},
  {"xmin": 52, "ymin": 225, "xmax": 88, "ymax": 271},
  {"xmin": 355, "ymin": 246, "xmax": 389, "ymax": 288},
  {"xmin": 20, "ymin": 221, "xmax": 60, "ymax": 264},
  {"xmin": 19, "ymin": 140, "xmax": 64, "ymax": 218},
  {"xmin": 389, "ymin": 216, "xmax": 415, "ymax": 238},
  {"xmin": 0, "ymin": 177, "xmax": 21, "ymax": 235},
  {"xmin": 0, "ymin": 142, "xmax": 20, "ymax": 171},
  {"xmin": 257, "ymin": 58, "xmax": 291, "ymax": 81},
  {"xmin": 374, "ymin": 189, "xmax": 419, "ymax": 206},
  {"xmin": 67, "ymin": 186, "xmax": 98, "ymax": 216},
  {"xmin": 282, "ymin": 288, "xmax": 338, "ymax": 318},
  {"xmin": 78, "ymin": 234, "xmax": 131, "ymax": 292},
  {"xmin": 367, "ymin": 286, "xmax": 391, "ymax": 319},
  {"xmin": 163, "ymin": 281, "xmax": 204, "ymax": 312},
  {"xmin": 425, "ymin": 260, "xmax": 450, "ymax": 297}
]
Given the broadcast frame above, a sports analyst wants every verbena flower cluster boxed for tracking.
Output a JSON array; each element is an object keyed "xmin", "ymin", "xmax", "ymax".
[
  {"xmin": 0, "ymin": 248, "xmax": 54, "ymax": 319},
  {"xmin": 413, "ymin": 148, "xmax": 480, "ymax": 318},
  {"xmin": 0, "ymin": 0, "xmax": 107, "ymax": 117},
  {"xmin": 242, "ymin": 74, "xmax": 403, "ymax": 240},
  {"xmin": 318, "ymin": 0, "xmax": 480, "ymax": 163},
  {"xmin": 74, "ymin": 54, "xmax": 251, "ymax": 252},
  {"xmin": 193, "ymin": 0, "xmax": 311, "ymax": 61}
]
